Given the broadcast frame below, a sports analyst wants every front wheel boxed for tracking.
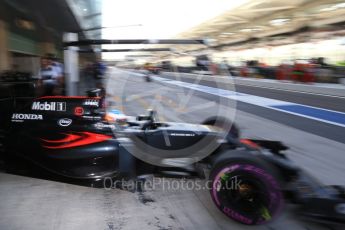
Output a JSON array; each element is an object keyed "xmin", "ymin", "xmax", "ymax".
[{"xmin": 210, "ymin": 158, "xmax": 284, "ymax": 225}]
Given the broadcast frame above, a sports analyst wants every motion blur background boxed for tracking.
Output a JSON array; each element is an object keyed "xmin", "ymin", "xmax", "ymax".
[
  {"xmin": 1, "ymin": 0, "xmax": 345, "ymax": 84},
  {"xmin": 1, "ymin": 1, "xmax": 345, "ymax": 230}
]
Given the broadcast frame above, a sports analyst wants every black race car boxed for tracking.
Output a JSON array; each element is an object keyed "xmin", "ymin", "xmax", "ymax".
[{"xmin": 1, "ymin": 73, "xmax": 345, "ymax": 226}]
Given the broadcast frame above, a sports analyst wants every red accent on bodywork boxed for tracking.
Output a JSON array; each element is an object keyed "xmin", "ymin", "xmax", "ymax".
[
  {"xmin": 42, "ymin": 132, "xmax": 112, "ymax": 149},
  {"xmin": 240, "ymin": 139, "xmax": 260, "ymax": 149},
  {"xmin": 41, "ymin": 133, "xmax": 81, "ymax": 143},
  {"xmin": 74, "ymin": 107, "xmax": 84, "ymax": 116}
]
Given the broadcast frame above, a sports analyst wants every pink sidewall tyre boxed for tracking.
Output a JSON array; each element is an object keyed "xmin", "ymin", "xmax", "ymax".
[{"xmin": 210, "ymin": 162, "xmax": 284, "ymax": 225}]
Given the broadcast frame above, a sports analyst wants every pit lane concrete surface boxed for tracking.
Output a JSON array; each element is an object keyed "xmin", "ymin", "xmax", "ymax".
[
  {"xmin": 157, "ymin": 71, "xmax": 345, "ymax": 143},
  {"xmin": 1, "ymin": 67, "xmax": 345, "ymax": 230}
]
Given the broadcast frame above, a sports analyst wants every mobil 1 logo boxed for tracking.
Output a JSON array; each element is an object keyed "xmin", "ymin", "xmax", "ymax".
[{"xmin": 32, "ymin": 102, "xmax": 66, "ymax": 111}]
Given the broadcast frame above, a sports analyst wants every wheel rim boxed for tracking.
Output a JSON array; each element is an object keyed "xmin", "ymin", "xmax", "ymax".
[
  {"xmin": 211, "ymin": 164, "xmax": 283, "ymax": 225},
  {"xmin": 218, "ymin": 174, "xmax": 272, "ymax": 221}
]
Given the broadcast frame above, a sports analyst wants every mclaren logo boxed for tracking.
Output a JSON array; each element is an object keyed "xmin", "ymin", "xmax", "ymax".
[
  {"xmin": 12, "ymin": 113, "xmax": 43, "ymax": 122},
  {"xmin": 58, "ymin": 118, "xmax": 72, "ymax": 127},
  {"xmin": 32, "ymin": 102, "xmax": 66, "ymax": 111}
]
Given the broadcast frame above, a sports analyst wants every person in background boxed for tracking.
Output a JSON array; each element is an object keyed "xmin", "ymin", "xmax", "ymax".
[
  {"xmin": 93, "ymin": 59, "xmax": 107, "ymax": 87},
  {"xmin": 37, "ymin": 55, "xmax": 63, "ymax": 96},
  {"xmin": 93, "ymin": 59, "xmax": 106, "ymax": 79},
  {"xmin": 47, "ymin": 53, "xmax": 65, "ymax": 94},
  {"xmin": 84, "ymin": 62, "xmax": 96, "ymax": 89},
  {"xmin": 88, "ymin": 59, "xmax": 107, "ymax": 98},
  {"xmin": 219, "ymin": 58, "xmax": 229, "ymax": 76}
]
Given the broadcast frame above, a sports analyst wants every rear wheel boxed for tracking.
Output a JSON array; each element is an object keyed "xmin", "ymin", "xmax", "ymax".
[{"xmin": 210, "ymin": 155, "xmax": 283, "ymax": 225}]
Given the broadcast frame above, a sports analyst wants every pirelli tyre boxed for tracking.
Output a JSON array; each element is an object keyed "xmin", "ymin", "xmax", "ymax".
[{"xmin": 209, "ymin": 151, "xmax": 284, "ymax": 225}]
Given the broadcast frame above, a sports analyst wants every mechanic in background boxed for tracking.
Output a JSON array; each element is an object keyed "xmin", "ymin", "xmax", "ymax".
[
  {"xmin": 37, "ymin": 55, "xmax": 63, "ymax": 96},
  {"xmin": 219, "ymin": 58, "xmax": 229, "ymax": 76},
  {"xmin": 93, "ymin": 59, "xmax": 107, "ymax": 89},
  {"xmin": 48, "ymin": 53, "xmax": 65, "ymax": 94}
]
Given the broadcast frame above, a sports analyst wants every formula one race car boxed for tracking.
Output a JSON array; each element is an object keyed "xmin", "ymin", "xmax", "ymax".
[{"xmin": 0, "ymin": 75, "xmax": 345, "ymax": 226}]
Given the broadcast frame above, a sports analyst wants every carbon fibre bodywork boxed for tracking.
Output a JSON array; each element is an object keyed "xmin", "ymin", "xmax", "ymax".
[
  {"xmin": 2, "ymin": 95, "xmax": 118, "ymax": 178},
  {"xmin": 0, "ymin": 83, "xmax": 221, "ymax": 178}
]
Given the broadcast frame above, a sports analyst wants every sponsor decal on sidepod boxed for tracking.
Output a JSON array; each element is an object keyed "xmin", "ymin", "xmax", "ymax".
[
  {"xmin": 74, "ymin": 107, "xmax": 84, "ymax": 116},
  {"xmin": 94, "ymin": 122, "xmax": 115, "ymax": 129},
  {"xmin": 82, "ymin": 115, "xmax": 102, "ymax": 121},
  {"xmin": 83, "ymin": 100, "xmax": 99, "ymax": 106},
  {"xmin": 58, "ymin": 118, "xmax": 72, "ymax": 127},
  {"xmin": 12, "ymin": 113, "xmax": 43, "ymax": 122},
  {"xmin": 32, "ymin": 102, "xmax": 66, "ymax": 111}
]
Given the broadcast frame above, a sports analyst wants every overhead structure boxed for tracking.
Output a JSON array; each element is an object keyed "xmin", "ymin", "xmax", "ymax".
[
  {"xmin": 0, "ymin": 0, "xmax": 92, "ymax": 57},
  {"xmin": 78, "ymin": 48, "xmax": 171, "ymax": 53},
  {"xmin": 65, "ymin": 0, "xmax": 102, "ymax": 39},
  {"xmin": 63, "ymin": 39, "xmax": 208, "ymax": 47},
  {"xmin": 63, "ymin": 39, "xmax": 207, "ymax": 95},
  {"xmin": 174, "ymin": 0, "xmax": 345, "ymax": 52}
]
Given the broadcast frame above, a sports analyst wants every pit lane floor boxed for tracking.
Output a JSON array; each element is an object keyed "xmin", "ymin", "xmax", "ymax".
[
  {"xmin": 156, "ymin": 72, "xmax": 345, "ymax": 143},
  {"xmin": 1, "ymin": 68, "xmax": 344, "ymax": 230}
]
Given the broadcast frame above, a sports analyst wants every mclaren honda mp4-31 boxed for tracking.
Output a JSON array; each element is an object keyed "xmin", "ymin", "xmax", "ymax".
[{"xmin": 0, "ymin": 75, "xmax": 345, "ymax": 226}]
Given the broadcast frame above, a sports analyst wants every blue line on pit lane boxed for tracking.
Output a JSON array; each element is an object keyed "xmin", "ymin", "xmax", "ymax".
[{"xmin": 271, "ymin": 105, "xmax": 345, "ymax": 125}]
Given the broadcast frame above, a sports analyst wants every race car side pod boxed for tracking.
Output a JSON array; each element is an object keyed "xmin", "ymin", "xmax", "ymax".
[{"xmin": 117, "ymin": 138, "xmax": 137, "ymax": 178}]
